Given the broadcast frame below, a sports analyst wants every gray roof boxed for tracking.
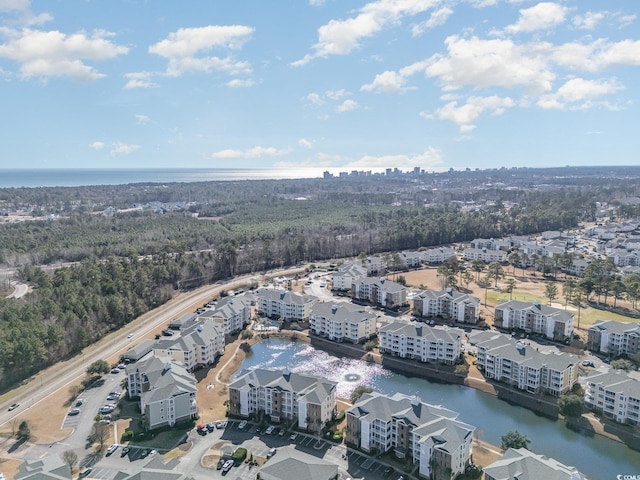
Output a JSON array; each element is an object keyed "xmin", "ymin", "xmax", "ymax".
[
  {"xmin": 256, "ymin": 288, "xmax": 316, "ymax": 305},
  {"xmin": 168, "ymin": 313, "xmax": 197, "ymax": 329},
  {"xmin": 310, "ymin": 302, "xmax": 376, "ymax": 324},
  {"xmin": 589, "ymin": 320, "xmax": 640, "ymax": 336},
  {"xmin": 127, "ymin": 354, "xmax": 197, "ymax": 403},
  {"xmin": 335, "ymin": 261, "xmax": 367, "ymax": 277},
  {"xmin": 154, "ymin": 319, "xmax": 223, "ymax": 353},
  {"xmin": 478, "ymin": 336, "xmax": 577, "ymax": 371},
  {"xmin": 379, "ymin": 321, "xmax": 464, "ymax": 344},
  {"xmin": 258, "ymin": 446, "xmax": 338, "ymax": 480},
  {"xmin": 230, "ymin": 368, "xmax": 337, "ymax": 406},
  {"xmin": 348, "ymin": 391, "xmax": 458, "ymax": 427},
  {"xmin": 415, "ymin": 289, "xmax": 480, "ymax": 306},
  {"xmin": 484, "ymin": 448, "xmax": 587, "ymax": 480},
  {"xmin": 15, "ymin": 456, "xmax": 70, "ymax": 480},
  {"xmin": 357, "ymin": 277, "xmax": 406, "ymax": 293},
  {"xmin": 123, "ymin": 338, "xmax": 156, "ymax": 360},
  {"xmin": 584, "ymin": 370, "xmax": 640, "ymax": 399},
  {"xmin": 114, "ymin": 455, "xmax": 194, "ymax": 480},
  {"xmin": 413, "ymin": 416, "xmax": 475, "ymax": 454},
  {"xmin": 495, "ymin": 300, "xmax": 574, "ymax": 323}
]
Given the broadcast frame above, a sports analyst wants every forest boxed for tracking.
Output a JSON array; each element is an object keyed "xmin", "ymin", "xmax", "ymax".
[{"xmin": 1, "ymin": 166, "xmax": 640, "ymax": 390}]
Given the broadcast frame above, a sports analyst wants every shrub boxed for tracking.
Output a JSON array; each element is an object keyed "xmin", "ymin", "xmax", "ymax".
[
  {"xmin": 232, "ymin": 447, "xmax": 247, "ymax": 464},
  {"xmin": 121, "ymin": 430, "xmax": 134, "ymax": 441}
]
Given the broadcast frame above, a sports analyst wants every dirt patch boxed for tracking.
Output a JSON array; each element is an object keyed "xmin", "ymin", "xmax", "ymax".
[{"xmin": 472, "ymin": 439, "xmax": 501, "ymax": 468}]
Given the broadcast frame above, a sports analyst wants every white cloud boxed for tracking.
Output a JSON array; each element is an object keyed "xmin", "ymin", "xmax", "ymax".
[
  {"xmin": 572, "ymin": 11, "xmax": 606, "ymax": 30},
  {"xmin": 134, "ymin": 114, "xmax": 150, "ymax": 124},
  {"xmin": 344, "ymin": 147, "xmax": 443, "ymax": 169},
  {"xmin": 298, "ymin": 138, "xmax": 313, "ymax": 149},
  {"xmin": 552, "ymin": 39, "xmax": 640, "ymax": 72},
  {"xmin": 227, "ymin": 78, "xmax": 255, "ymax": 88},
  {"xmin": 537, "ymin": 77, "xmax": 623, "ymax": 110},
  {"xmin": 149, "ymin": 25, "xmax": 254, "ymax": 77},
  {"xmin": 426, "ymin": 35, "xmax": 555, "ymax": 94},
  {"xmin": 505, "ymin": 2, "xmax": 569, "ymax": 34},
  {"xmin": 309, "ymin": 0, "xmax": 325, "ymax": 5},
  {"xmin": 89, "ymin": 141, "xmax": 105, "ymax": 150},
  {"xmin": 326, "ymin": 89, "xmax": 347, "ymax": 100},
  {"xmin": 110, "ymin": 143, "xmax": 140, "ymax": 156},
  {"xmin": 428, "ymin": 95, "xmax": 515, "ymax": 132},
  {"xmin": 306, "ymin": 92, "xmax": 325, "ymax": 106},
  {"xmin": 361, "ymin": 69, "xmax": 410, "ymax": 93},
  {"xmin": 211, "ymin": 146, "xmax": 291, "ymax": 159},
  {"xmin": 292, "ymin": 0, "xmax": 441, "ymax": 65},
  {"xmin": 0, "ymin": 28, "xmax": 128, "ymax": 81},
  {"xmin": 412, "ymin": 6, "xmax": 453, "ymax": 36},
  {"xmin": 0, "ymin": 0, "xmax": 30, "ymax": 11},
  {"xmin": 337, "ymin": 99, "xmax": 358, "ymax": 112},
  {"xmin": 616, "ymin": 13, "xmax": 636, "ymax": 29},
  {"xmin": 124, "ymin": 72, "xmax": 155, "ymax": 89}
]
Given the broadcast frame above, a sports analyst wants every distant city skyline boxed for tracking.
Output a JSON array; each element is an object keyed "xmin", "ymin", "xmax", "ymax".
[{"xmin": 1, "ymin": 0, "xmax": 639, "ymax": 171}]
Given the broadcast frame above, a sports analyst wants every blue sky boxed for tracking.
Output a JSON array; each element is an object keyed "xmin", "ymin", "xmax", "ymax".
[{"xmin": 1, "ymin": 0, "xmax": 639, "ymax": 172}]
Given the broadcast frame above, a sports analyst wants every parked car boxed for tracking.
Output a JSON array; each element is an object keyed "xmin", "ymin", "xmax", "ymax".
[
  {"xmin": 68, "ymin": 408, "xmax": 81, "ymax": 416},
  {"xmin": 8, "ymin": 403, "xmax": 19, "ymax": 411},
  {"xmin": 206, "ymin": 422, "xmax": 215, "ymax": 432},
  {"xmin": 265, "ymin": 425, "xmax": 275, "ymax": 435},
  {"xmin": 106, "ymin": 444, "xmax": 118, "ymax": 456},
  {"xmin": 215, "ymin": 421, "xmax": 224, "ymax": 429},
  {"xmin": 216, "ymin": 458, "xmax": 226, "ymax": 470},
  {"xmin": 140, "ymin": 448, "xmax": 150, "ymax": 459},
  {"xmin": 110, "ymin": 368, "xmax": 120, "ymax": 374},
  {"xmin": 120, "ymin": 446, "xmax": 130, "ymax": 457},
  {"xmin": 238, "ymin": 420, "xmax": 248, "ymax": 430},
  {"xmin": 267, "ymin": 447, "xmax": 277, "ymax": 458},
  {"xmin": 290, "ymin": 432, "xmax": 299, "ymax": 441},
  {"xmin": 222, "ymin": 459, "xmax": 234, "ymax": 472},
  {"xmin": 79, "ymin": 467, "xmax": 92, "ymax": 478}
]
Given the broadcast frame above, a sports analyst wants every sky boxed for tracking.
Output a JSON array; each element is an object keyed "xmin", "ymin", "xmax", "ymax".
[{"xmin": 1, "ymin": 0, "xmax": 639, "ymax": 172}]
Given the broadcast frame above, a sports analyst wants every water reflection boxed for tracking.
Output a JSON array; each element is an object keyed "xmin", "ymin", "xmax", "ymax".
[{"xmin": 236, "ymin": 338, "xmax": 640, "ymax": 479}]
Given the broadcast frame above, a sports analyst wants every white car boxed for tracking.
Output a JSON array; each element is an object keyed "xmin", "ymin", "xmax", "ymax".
[
  {"xmin": 238, "ymin": 420, "xmax": 248, "ymax": 430},
  {"xmin": 265, "ymin": 425, "xmax": 275, "ymax": 435},
  {"xmin": 106, "ymin": 444, "xmax": 118, "ymax": 455}
]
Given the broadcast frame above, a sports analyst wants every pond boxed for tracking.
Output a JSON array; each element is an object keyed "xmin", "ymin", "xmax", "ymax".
[{"xmin": 235, "ymin": 338, "xmax": 640, "ymax": 480}]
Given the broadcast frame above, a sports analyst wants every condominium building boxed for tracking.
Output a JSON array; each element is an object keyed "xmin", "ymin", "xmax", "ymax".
[
  {"xmin": 126, "ymin": 354, "xmax": 198, "ymax": 431},
  {"xmin": 346, "ymin": 392, "xmax": 475, "ymax": 480},
  {"xmin": 412, "ymin": 288, "xmax": 480, "ymax": 324},
  {"xmin": 153, "ymin": 319, "xmax": 225, "ymax": 371},
  {"xmin": 476, "ymin": 333, "xmax": 578, "ymax": 395},
  {"xmin": 462, "ymin": 248, "xmax": 507, "ymax": 263},
  {"xmin": 484, "ymin": 448, "xmax": 588, "ymax": 480},
  {"xmin": 331, "ymin": 261, "xmax": 367, "ymax": 291},
  {"xmin": 421, "ymin": 247, "xmax": 457, "ymax": 265},
  {"xmin": 584, "ymin": 370, "xmax": 640, "ymax": 425},
  {"xmin": 197, "ymin": 295, "xmax": 251, "ymax": 335},
  {"xmin": 494, "ymin": 300, "xmax": 574, "ymax": 341},
  {"xmin": 352, "ymin": 277, "xmax": 407, "ymax": 309},
  {"xmin": 309, "ymin": 302, "xmax": 377, "ymax": 343},
  {"xmin": 229, "ymin": 368, "xmax": 337, "ymax": 434},
  {"xmin": 255, "ymin": 289, "xmax": 316, "ymax": 321},
  {"xmin": 378, "ymin": 322, "xmax": 463, "ymax": 365},
  {"xmin": 587, "ymin": 320, "xmax": 640, "ymax": 357}
]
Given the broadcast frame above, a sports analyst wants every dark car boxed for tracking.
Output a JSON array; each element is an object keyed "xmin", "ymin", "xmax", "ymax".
[
  {"xmin": 216, "ymin": 458, "xmax": 226, "ymax": 470},
  {"xmin": 206, "ymin": 422, "xmax": 215, "ymax": 432},
  {"xmin": 120, "ymin": 446, "xmax": 130, "ymax": 457},
  {"xmin": 140, "ymin": 448, "xmax": 150, "ymax": 459}
]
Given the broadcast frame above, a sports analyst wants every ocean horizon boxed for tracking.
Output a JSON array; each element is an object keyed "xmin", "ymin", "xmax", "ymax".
[{"xmin": 0, "ymin": 168, "xmax": 335, "ymax": 188}]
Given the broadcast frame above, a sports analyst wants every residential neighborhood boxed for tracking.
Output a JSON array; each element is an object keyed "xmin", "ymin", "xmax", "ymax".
[{"xmin": 9, "ymin": 215, "xmax": 640, "ymax": 479}]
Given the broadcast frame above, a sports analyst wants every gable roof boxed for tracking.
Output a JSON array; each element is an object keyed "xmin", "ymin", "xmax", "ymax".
[{"xmin": 258, "ymin": 446, "xmax": 338, "ymax": 480}]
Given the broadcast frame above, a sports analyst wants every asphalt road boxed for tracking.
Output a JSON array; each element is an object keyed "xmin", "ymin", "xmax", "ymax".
[{"xmin": 0, "ymin": 267, "xmax": 305, "ymax": 428}]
